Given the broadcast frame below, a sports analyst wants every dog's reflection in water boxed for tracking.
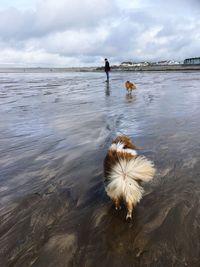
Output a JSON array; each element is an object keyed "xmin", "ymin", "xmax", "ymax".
[{"xmin": 126, "ymin": 93, "xmax": 136, "ymax": 103}]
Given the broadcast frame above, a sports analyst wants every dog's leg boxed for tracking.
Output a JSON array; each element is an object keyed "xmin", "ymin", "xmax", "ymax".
[
  {"xmin": 126, "ymin": 200, "xmax": 133, "ymax": 220},
  {"xmin": 114, "ymin": 198, "xmax": 121, "ymax": 210}
]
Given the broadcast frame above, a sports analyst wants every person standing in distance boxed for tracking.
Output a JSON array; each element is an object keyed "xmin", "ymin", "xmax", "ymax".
[{"xmin": 104, "ymin": 58, "xmax": 110, "ymax": 82}]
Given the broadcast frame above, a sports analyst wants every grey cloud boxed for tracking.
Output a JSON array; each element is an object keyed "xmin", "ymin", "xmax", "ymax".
[
  {"xmin": 0, "ymin": 0, "xmax": 200, "ymax": 66},
  {"xmin": 0, "ymin": 0, "xmax": 119, "ymax": 41},
  {"xmin": 0, "ymin": 8, "xmax": 35, "ymax": 40}
]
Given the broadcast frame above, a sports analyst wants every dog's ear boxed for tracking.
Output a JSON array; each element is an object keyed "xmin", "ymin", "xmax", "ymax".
[
  {"xmin": 112, "ymin": 136, "xmax": 127, "ymax": 144},
  {"xmin": 124, "ymin": 142, "xmax": 140, "ymax": 150},
  {"xmin": 113, "ymin": 135, "xmax": 140, "ymax": 149}
]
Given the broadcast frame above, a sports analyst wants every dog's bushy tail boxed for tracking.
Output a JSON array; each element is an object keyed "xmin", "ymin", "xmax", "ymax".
[
  {"xmin": 105, "ymin": 156, "xmax": 155, "ymax": 204},
  {"xmin": 110, "ymin": 156, "xmax": 155, "ymax": 182},
  {"xmin": 124, "ymin": 156, "xmax": 155, "ymax": 182}
]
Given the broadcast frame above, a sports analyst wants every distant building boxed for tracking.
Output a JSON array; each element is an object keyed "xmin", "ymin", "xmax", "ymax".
[
  {"xmin": 120, "ymin": 61, "xmax": 150, "ymax": 67},
  {"xmin": 157, "ymin": 60, "xmax": 169, "ymax": 65},
  {"xmin": 168, "ymin": 60, "xmax": 181, "ymax": 65},
  {"xmin": 120, "ymin": 60, "xmax": 181, "ymax": 67},
  {"xmin": 184, "ymin": 57, "xmax": 200, "ymax": 65},
  {"xmin": 120, "ymin": 62, "xmax": 133, "ymax": 66},
  {"xmin": 156, "ymin": 60, "xmax": 181, "ymax": 65},
  {"xmin": 136, "ymin": 62, "xmax": 150, "ymax": 66}
]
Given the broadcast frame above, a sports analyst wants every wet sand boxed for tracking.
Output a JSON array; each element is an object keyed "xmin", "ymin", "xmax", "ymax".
[{"xmin": 0, "ymin": 72, "xmax": 200, "ymax": 266}]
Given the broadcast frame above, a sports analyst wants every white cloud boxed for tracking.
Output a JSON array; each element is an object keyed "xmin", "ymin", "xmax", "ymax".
[
  {"xmin": 31, "ymin": 27, "xmax": 109, "ymax": 56},
  {"xmin": 0, "ymin": 48, "xmax": 85, "ymax": 67}
]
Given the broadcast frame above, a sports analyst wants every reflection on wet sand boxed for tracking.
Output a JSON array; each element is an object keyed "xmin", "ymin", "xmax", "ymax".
[
  {"xmin": 126, "ymin": 93, "xmax": 136, "ymax": 103},
  {"xmin": 105, "ymin": 82, "xmax": 110, "ymax": 96},
  {"xmin": 1, "ymin": 71, "xmax": 200, "ymax": 266}
]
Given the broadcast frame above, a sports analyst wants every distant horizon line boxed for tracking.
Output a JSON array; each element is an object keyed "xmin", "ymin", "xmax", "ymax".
[{"xmin": 0, "ymin": 57, "xmax": 200, "ymax": 69}]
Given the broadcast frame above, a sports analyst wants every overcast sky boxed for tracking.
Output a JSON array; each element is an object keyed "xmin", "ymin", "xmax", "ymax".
[{"xmin": 0, "ymin": 0, "xmax": 199, "ymax": 67}]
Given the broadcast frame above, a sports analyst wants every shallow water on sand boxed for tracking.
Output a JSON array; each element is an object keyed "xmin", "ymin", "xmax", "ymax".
[{"xmin": 1, "ymin": 71, "xmax": 200, "ymax": 266}]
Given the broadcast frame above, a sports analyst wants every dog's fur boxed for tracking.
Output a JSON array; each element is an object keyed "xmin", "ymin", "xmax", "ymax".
[
  {"xmin": 125, "ymin": 81, "xmax": 136, "ymax": 94},
  {"xmin": 104, "ymin": 136, "xmax": 155, "ymax": 220}
]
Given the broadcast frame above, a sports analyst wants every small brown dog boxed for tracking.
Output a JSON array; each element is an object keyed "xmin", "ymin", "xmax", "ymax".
[
  {"xmin": 125, "ymin": 81, "xmax": 136, "ymax": 94},
  {"xmin": 104, "ymin": 136, "xmax": 155, "ymax": 220}
]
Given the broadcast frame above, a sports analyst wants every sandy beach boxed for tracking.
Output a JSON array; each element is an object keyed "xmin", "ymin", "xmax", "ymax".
[{"xmin": 1, "ymin": 71, "xmax": 200, "ymax": 266}]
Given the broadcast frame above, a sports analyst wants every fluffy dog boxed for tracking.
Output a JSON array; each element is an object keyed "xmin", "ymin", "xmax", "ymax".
[
  {"xmin": 104, "ymin": 136, "xmax": 155, "ymax": 220},
  {"xmin": 125, "ymin": 81, "xmax": 136, "ymax": 94}
]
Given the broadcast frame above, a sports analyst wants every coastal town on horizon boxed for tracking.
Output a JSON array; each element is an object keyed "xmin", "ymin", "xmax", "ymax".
[{"xmin": 1, "ymin": 57, "xmax": 200, "ymax": 72}]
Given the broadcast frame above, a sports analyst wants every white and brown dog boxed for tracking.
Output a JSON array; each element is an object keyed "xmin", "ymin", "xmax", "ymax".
[
  {"xmin": 125, "ymin": 81, "xmax": 136, "ymax": 94},
  {"xmin": 104, "ymin": 136, "xmax": 155, "ymax": 220}
]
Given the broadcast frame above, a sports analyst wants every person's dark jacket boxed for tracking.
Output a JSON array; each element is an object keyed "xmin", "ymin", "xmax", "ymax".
[{"xmin": 105, "ymin": 61, "xmax": 110, "ymax": 72}]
